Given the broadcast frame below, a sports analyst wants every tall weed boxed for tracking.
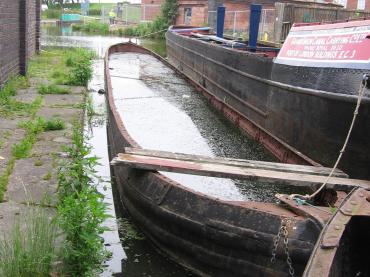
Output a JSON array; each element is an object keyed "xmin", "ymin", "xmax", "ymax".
[
  {"xmin": 0, "ymin": 209, "xmax": 58, "ymax": 277},
  {"xmin": 57, "ymin": 124, "xmax": 110, "ymax": 275}
]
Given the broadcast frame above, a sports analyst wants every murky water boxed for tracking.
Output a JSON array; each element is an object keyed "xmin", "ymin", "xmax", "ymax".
[{"xmin": 109, "ymin": 52, "xmax": 307, "ymax": 201}]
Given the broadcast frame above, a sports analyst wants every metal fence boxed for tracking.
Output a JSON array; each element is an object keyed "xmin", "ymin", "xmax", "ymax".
[
  {"xmin": 275, "ymin": 3, "xmax": 370, "ymax": 42},
  {"xmin": 98, "ymin": 4, "xmax": 161, "ymax": 25},
  {"xmin": 208, "ymin": 9, "xmax": 275, "ymax": 41}
]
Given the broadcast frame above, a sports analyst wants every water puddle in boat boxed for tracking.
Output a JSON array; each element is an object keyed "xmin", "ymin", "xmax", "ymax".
[{"xmin": 109, "ymin": 52, "xmax": 310, "ymax": 202}]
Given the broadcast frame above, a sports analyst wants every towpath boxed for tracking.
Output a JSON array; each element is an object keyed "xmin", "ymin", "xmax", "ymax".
[{"xmin": 0, "ymin": 51, "xmax": 85, "ymax": 238}]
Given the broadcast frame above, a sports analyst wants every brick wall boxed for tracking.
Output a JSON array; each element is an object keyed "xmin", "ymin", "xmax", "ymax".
[
  {"xmin": 141, "ymin": 0, "xmax": 163, "ymax": 21},
  {"xmin": 346, "ymin": 0, "xmax": 370, "ymax": 11},
  {"xmin": 0, "ymin": 0, "xmax": 40, "ymax": 86},
  {"xmin": 176, "ymin": 0, "xmax": 208, "ymax": 25}
]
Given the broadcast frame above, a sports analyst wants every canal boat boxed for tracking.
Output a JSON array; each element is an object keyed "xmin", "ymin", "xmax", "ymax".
[
  {"xmin": 105, "ymin": 42, "xmax": 370, "ymax": 276},
  {"xmin": 166, "ymin": 19, "xmax": 370, "ymax": 180}
]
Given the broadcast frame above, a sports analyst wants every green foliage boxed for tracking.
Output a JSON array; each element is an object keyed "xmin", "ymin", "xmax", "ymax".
[
  {"xmin": 0, "ymin": 208, "xmax": 58, "ymax": 277},
  {"xmin": 57, "ymin": 124, "xmax": 110, "ymax": 276},
  {"xmin": 0, "ymin": 77, "xmax": 33, "ymax": 117},
  {"xmin": 38, "ymin": 84, "xmax": 70, "ymax": 95},
  {"xmin": 28, "ymin": 47, "xmax": 93, "ymax": 87},
  {"xmin": 42, "ymin": 9, "xmax": 61, "ymax": 19},
  {"xmin": 88, "ymin": 8, "xmax": 101, "ymax": 16},
  {"xmin": 117, "ymin": 0, "xmax": 177, "ymax": 38},
  {"xmin": 13, "ymin": 117, "xmax": 46, "ymax": 159},
  {"xmin": 44, "ymin": 118, "xmax": 65, "ymax": 131},
  {"xmin": 72, "ymin": 21, "xmax": 109, "ymax": 34},
  {"xmin": 0, "ymin": 158, "xmax": 15, "ymax": 202},
  {"xmin": 117, "ymin": 218, "xmax": 145, "ymax": 242},
  {"xmin": 68, "ymin": 60, "xmax": 93, "ymax": 86},
  {"xmin": 64, "ymin": 48, "xmax": 94, "ymax": 86},
  {"xmin": 160, "ymin": 0, "xmax": 178, "ymax": 26}
]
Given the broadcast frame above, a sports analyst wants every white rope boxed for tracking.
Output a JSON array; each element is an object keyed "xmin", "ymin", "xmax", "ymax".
[
  {"xmin": 132, "ymin": 28, "xmax": 168, "ymax": 43},
  {"xmin": 290, "ymin": 75, "xmax": 368, "ymax": 201}
]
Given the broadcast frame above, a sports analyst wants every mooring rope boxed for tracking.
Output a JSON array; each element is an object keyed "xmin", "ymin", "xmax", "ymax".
[
  {"xmin": 131, "ymin": 28, "xmax": 168, "ymax": 44},
  {"xmin": 289, "ymin": 74, "xmax": 368, "ymax": 201}
]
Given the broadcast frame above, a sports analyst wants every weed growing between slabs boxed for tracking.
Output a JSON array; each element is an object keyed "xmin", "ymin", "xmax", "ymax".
[
  {"xmin": 57, "ymin": 123, "xmax": 110, "ymax": 276},
  {"xmin": 37, "ymin": 84, "xmax": 71, "ymax": 95},
  {"xmin": 29, "ymin": 48, "xmax": 94, "ymax": 87}
]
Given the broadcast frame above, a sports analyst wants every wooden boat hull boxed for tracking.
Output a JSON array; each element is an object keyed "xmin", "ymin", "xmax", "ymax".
[
  {"xmin": 105, "ymin": 42, "xmax": 323, "ymax": 276},
  {"xmin": 165, "ymin": 30, "xmax": 370, "ymax": 180}
]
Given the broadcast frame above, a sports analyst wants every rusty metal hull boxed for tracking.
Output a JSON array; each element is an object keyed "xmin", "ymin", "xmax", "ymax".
[
  {"xmin": 105, "ymin": 42, "xmax": 322, "ymax": 276},
  {"xmin": 165, "ymin": 30, "xmax": 370, "ymax": 180}
]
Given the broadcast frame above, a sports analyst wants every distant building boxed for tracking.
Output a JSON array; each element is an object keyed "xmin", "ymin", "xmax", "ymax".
[
  {"xmin": 142, "ymin": 0, "xmax": 369, "ymax": 28},
  {"xmin": 334, "ymin": 0, "xmax": 370, "ymax": 11},
  {"xmin": 141, "ymin": 0, "xmax": 163, "ymax": 22}
]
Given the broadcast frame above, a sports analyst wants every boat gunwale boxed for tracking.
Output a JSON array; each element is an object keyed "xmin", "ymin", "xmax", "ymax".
[{"xmin": 167, "ymin": 30, "xmax": 370, "ymax": 103}]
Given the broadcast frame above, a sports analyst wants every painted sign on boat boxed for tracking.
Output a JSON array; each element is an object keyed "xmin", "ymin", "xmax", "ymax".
[{"xmin": 275, "ymin": 20, "xmax": 370, "ymax": 69}]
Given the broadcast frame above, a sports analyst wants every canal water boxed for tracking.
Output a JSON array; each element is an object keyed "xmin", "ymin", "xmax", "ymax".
[{"xmin": 42, "ymin": 24, "xmax": 308, "ymax": 276}]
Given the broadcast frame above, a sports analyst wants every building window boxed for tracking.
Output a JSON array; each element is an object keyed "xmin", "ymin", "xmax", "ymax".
[
  {"xmin": 184, "ymin": 7, "xmax": 192, "ymax": 25},
  {"xmin": 336, "ymin": 0, "xmax": 347, "ymax": 8},
  {"xmin": 357, "ymin": 0, "xmax": 365, "ymax": 10}
]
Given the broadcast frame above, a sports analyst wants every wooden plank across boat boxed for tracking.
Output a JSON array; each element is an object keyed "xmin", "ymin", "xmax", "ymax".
[
  {"xmin": 105, "ymin": 42, "xmax": 370, "ymax": 276},
  {"xmin": 113, "ymin": 148, "xmax": 370, "ymax": 190}
]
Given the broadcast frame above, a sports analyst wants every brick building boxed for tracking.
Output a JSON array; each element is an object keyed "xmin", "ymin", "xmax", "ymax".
[
  {"xmin": 141, "ymin": 0, "xmax": 163, "ymax": 21},
  {"xmin": 0, "ymin": 0, "xmax": 41, "ymax": 86},
  {"xmin": 335, "ymin": 0, "xmax": 370, "ymax": 11}
]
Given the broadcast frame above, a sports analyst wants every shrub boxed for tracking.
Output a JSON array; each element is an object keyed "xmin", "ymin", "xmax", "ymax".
[
  {"xmin": 42, "ymin": 9, "xmax": 61, "ymax": 19},
  {"xmin": 38, "ymin": 84, "xmax": 71, "ymax": 95},
  {"xmin": 44, "ymin": 118, "xmax": 65, "ymax": 131}
]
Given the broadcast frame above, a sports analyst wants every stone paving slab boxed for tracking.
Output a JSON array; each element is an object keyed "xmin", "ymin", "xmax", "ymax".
[
  {"xmin": 32, "ymin": 135, "xmax": 70, "ymax": 157},
  {"xmin": 5, "ymin": 156, "xmax": 58, "ymax": 205},
  {"xmin": 68, "ymin": 85, "xmax": 86, "ymax": 95},
  {"xmin": 36, "ymin": 106, "xmax": 83, "ymax": 123},
  {"xmin": 43, "ymin": 94, "xmax": 84, "ymax": 107},
  {"xmin": 0, "ymin": 201, "xmax": 55, "ymax": 237},
  {"xmin": 14, "ymin": 88, "xmax": 39, "ymax": 103},
  {"xmin": 0, "ymin": 118, "xmax": 24, "ymax": 130},
  {"xmin": 0, "ymin": 129, "xmax": 26, "ymax": 174}
]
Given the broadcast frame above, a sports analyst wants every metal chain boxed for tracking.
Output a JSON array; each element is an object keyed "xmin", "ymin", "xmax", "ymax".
[{"xmin": 271, "ymin": 218, "xmax": 295, "ymax": 277}]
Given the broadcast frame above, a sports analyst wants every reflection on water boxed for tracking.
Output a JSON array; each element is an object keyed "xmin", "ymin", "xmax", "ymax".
[{"xmin": 41, "ymin": 23, "xmax": 166, "ymax": 58}]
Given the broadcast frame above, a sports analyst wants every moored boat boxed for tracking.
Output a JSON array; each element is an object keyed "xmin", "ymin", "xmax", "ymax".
[
  {"xmin": 104, "ymin": 42, "xmax": 368, "ymax": 276},
  {"xmin": 166, "ymin": 18, "xmax": 370, "ymax": 180}
]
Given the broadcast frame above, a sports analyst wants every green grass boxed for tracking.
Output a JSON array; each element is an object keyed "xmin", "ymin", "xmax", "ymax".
[
  {"xmin": 12, "ymin": 117, "xmax": 46, "ymax": 159},
  {"xmin": 0, "ymin": 208, "xmax": 58, "ymax": 277},
  {"xmin": 0, "ymin": 77, "xmax": 38, "ymax": 118},
  {"xmin": 0, "ymin": 158, "xmax": 15, "ymax": 202},
  {"xmin": 28, "ymin": 48, "xmax": 94, "ymax": 87},
  {"xmin": 72, "ymin": 21, "xmax": 109, "ymax": 34},
  {"xmin": 44, "ymin": 118, "xmax": 65, "ymax": 131},
  {"xmin": 42, "ymin": 9, "xmax": 62, "ymax": 19},
  {"xmin": 38, "ymin": 84, "xmax": 70, "ymax": 95}
]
